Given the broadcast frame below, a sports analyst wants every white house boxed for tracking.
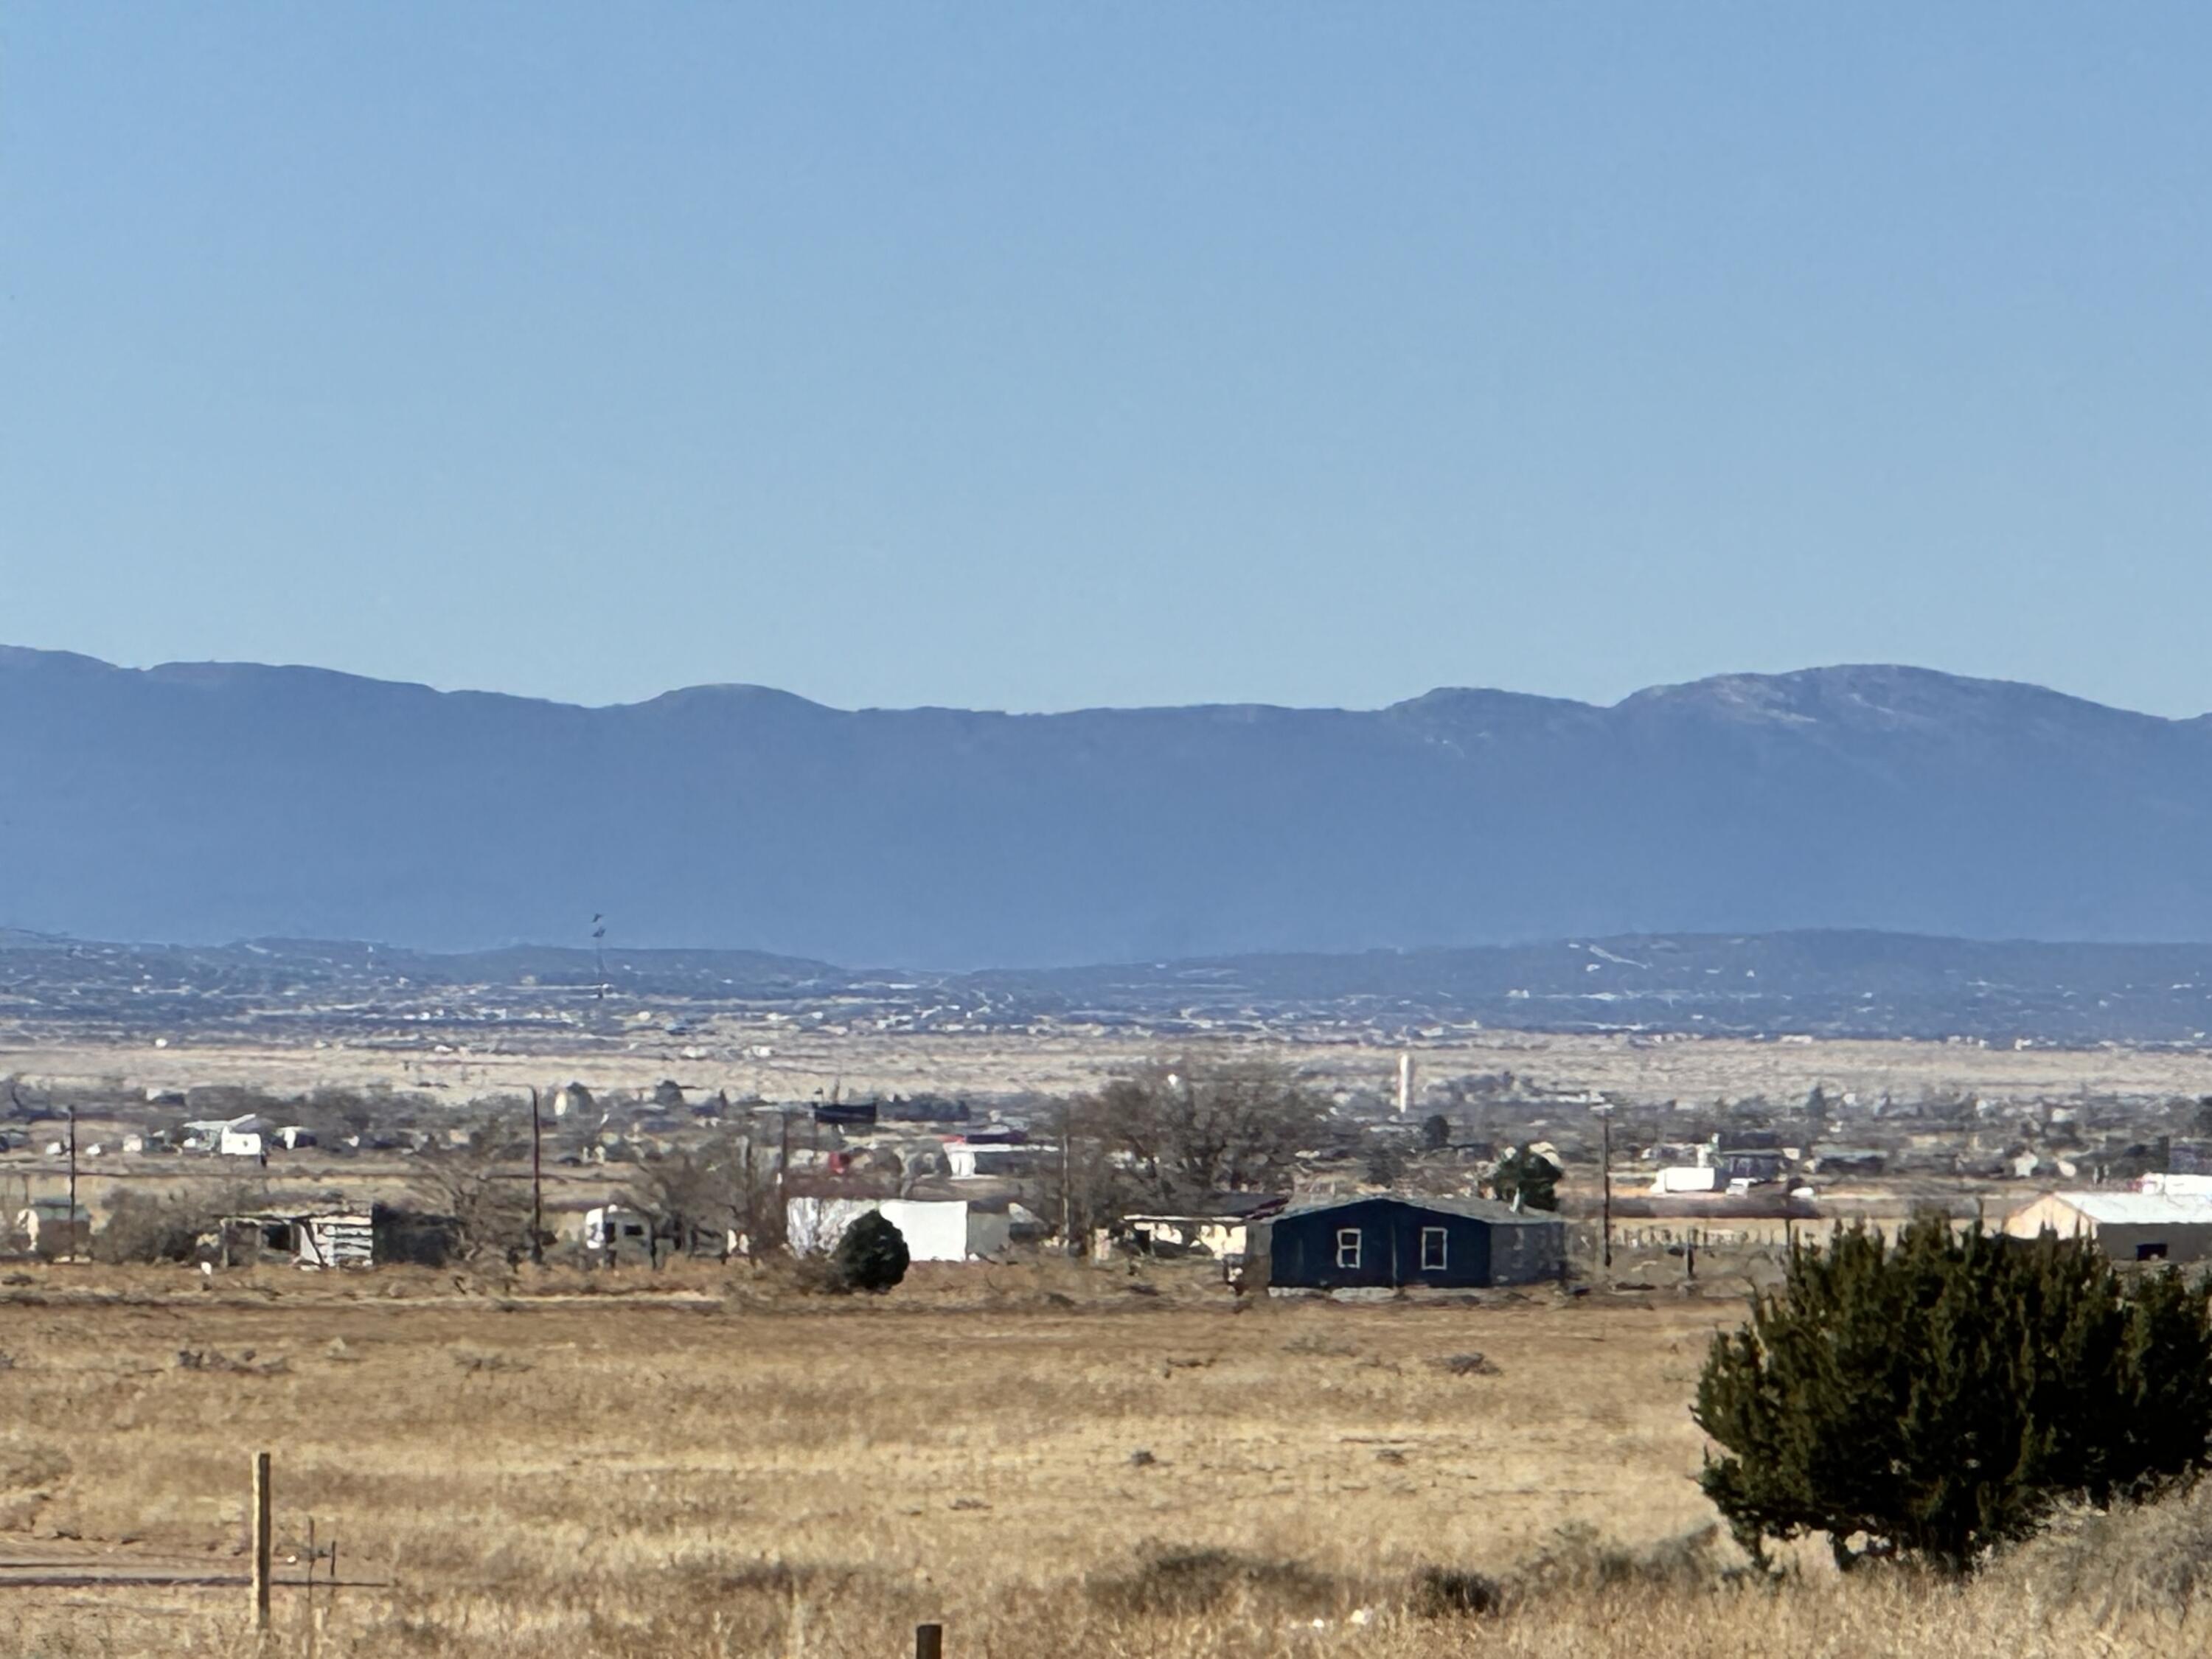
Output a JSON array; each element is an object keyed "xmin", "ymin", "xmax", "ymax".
[
  {"xmin": 181, "ymin": 1115, "xmax": 270, "ymax": 1154},
  {"xmin": 785, "ymin": 1191, "xmax": 1012, "ymax": 1262},
  {"xmin": 218, "ymin": 1128, "xmax": 265, "ymax": 1158}
]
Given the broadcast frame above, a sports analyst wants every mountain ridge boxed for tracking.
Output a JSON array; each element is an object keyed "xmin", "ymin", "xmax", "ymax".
[
  {"xmin": 16, "ymin": 641, "xmax": 2204, "ymax": 723},
  {"xmin": 4, "ymin": 645, "xmax": 2210, "ymax": 967}
]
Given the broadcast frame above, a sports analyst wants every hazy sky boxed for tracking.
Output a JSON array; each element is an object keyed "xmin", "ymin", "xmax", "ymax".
[{"xmin": 4, "ymin": 5, "xmax": 2210, "ymax": 714}]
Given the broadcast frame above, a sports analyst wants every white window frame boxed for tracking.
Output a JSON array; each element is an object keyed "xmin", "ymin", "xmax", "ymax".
[
  {"xmin": 1421, "ymin": 1226, "xmax": 1449, "ymax": 1271},
  {"xmin": 1335, "ymin": 1227, "xmax": 1362, "ymax": 1269}
]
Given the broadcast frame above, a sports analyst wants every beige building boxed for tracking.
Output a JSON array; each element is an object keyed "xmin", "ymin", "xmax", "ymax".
[{"xmin": 2003, "ymin": 1192, "xmax": 2212, "ymax": 1265}]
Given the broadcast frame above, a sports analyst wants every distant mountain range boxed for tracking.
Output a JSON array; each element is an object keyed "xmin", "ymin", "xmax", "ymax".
[
  {"xmin": 6, "ymin": 927, "xmax": 2212, "ymax": 1044},
  {"xmin": 4, "ymin": 645, "xmax": 2211, "ymax": 967}
]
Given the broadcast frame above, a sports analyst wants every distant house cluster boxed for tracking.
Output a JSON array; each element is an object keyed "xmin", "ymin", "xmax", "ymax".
[{"xmin": 2, "ymin": 1068, "xmax": 1585, "ymax": 1288}]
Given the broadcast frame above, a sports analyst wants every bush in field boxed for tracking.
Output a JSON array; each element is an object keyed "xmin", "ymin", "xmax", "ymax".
[
  {"xmin": 1694, "ymin": 1216, "xmax": 2212, "ymax": 1575},
  {"xmin": 831, "ymin": 1211, "xmax": 909, "ymax": 1294},
  {"xmin": 1086, "ymin": 1543, "xmax": 1336, "ymax": 1618},
  {"xmin": 94, "ymin": 1191, "xmax": 218, "ymax": 1263}
]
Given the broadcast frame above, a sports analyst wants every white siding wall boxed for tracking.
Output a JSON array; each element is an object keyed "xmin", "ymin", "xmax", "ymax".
[
  {"xmin": 785, "ymin": 1196, "xmax": 980, "ymax": 1261},
  {"xmin": 878, "ymin": 1200, "xmax": 973, "ymax": 1262}
]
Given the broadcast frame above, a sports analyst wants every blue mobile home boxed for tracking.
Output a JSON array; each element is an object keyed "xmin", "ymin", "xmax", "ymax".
[{"xmin": 1250, "ymin": 1194, "xmax": 1565, "ymax": 1290}]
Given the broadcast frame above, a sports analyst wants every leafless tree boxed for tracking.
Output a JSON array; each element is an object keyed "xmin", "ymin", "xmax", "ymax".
[
  {"xmin": 1037, "ymin": 1096, "xmax": 1139, "ymax": 1253},
  {"xmin": 1074, "ymin": 1054, "xmax": 1326, "ymax": 1211},
  {"xmin": 94, "ymin": 1178, "xmax": 267, "ymax": 1264},
  {"xmin": 411, "ymin": 1116, "xmax": 535, "ymax": 1263},
  {"xmin": 637, "ymin": 1130, "xmax": 782, "ymax": 1258}
]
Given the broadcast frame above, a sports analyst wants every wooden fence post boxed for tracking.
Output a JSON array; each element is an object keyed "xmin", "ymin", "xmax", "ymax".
[
  {"xmin": 253, "ymin": 1450, "xmax": 272, "ymax": 1632},
  {"xmin": 916, "ymin": 1621, "xmax": 944, "ymax": 1659}
]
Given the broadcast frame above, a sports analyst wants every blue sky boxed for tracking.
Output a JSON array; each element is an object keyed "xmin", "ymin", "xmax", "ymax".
[{"xmin": 4, "ymin": 4, "xmax": 2209, "ymax": 714}]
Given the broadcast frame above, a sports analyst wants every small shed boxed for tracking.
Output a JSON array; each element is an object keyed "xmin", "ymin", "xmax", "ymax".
[
  {"xmin": 1249, "ymin": 1194, "xmax": 1565, "ymax": 1291},
  {"xmin": 218, "ymin": 1211, "xmax": 377, "ymax": 1268},
  {"xmin": 215, "ymin": 1205, "xmax": 454, "ymax": 1268},
  {"xmin": 2003, "ymin": 1191, "xmax": 2212, "ymax": 1264},
  {"xmin": 15, "ymin": 1198, "xmax": 91, "ymax": 1259},
  {"xmin": 583, "ymin": 1203, "xmax": 658, "ymax": 1265}
]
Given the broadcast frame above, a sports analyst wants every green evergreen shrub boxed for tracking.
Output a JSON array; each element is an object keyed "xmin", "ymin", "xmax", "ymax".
[
  {"xmin": 831, "ymin": 1210, "xmax": 910, "ymax": 1294},
  {"xmin": 1488, "ymin": 1148, "xmax": 1559, "ymax": 1211},
  {"xmin": 1694, "ymin": 1216, "xmax": 2212, "ymax": 1574}
]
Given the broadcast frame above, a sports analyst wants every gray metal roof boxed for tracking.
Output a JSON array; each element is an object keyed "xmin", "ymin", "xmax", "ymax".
[
  {"xmin": 2026, "ymin": 1192, "xmax": 2212, "ymax": 1228},
  {"xmin": 1274, "ymin": 1192, "xmax": 1562, "ymax": 1226},
  {"xmin": 1121, "ymin": 1194, "xmax": 1287, "ymax": 1222}
]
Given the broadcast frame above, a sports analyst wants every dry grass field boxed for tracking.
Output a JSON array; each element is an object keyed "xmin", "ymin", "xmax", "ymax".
[
  {"xmin": 13, "ymin": 1025, "xmax": 2212, "ymax": 1116},
  {"xmin": 0, "ymin": 1261, "xmax": 2202, "ymax": 1657},
  {"xmin": 0, "ymin": 1023, "xmax": 2207, "ymax": 1654}
]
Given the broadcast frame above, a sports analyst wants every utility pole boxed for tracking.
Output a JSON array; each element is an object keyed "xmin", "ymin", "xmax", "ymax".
[
  {"xmin": 528, "ymin": 1086, "xmax": 544, "ymax": 1265},
  {"xmin": 66, "ymin": 1105, "xmax": 78, "ymax": 1264},
  {"xmin": 742, "ymin": 1131, "xmax": 757, "ymax": 1258},
  {"xmin": 1060, "ymin": 1104, "xmax": 1074, "ymax": 1256},
  {"xmin": 1599, "ymin": 1104, "xmax": 1613, "ymax": 1272},
  {"xmin": 778, "ymin": 1107, "xmax": 793, "ymax": 1242}
]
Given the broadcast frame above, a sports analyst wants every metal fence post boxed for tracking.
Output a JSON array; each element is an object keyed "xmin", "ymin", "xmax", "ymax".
[{"xmin": 253, "ymin": 1450, "xmax": 272, "ymax": 1631}]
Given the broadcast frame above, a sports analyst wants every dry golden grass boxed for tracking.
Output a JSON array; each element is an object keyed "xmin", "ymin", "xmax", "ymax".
[
  {"xmin": 13, "ymin": 1024, "xmax": 2211, "ymax": 1121},
  {"xmin": 0, "ymin": 1261, "xmax": 2199, "ymax": 1655}
]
